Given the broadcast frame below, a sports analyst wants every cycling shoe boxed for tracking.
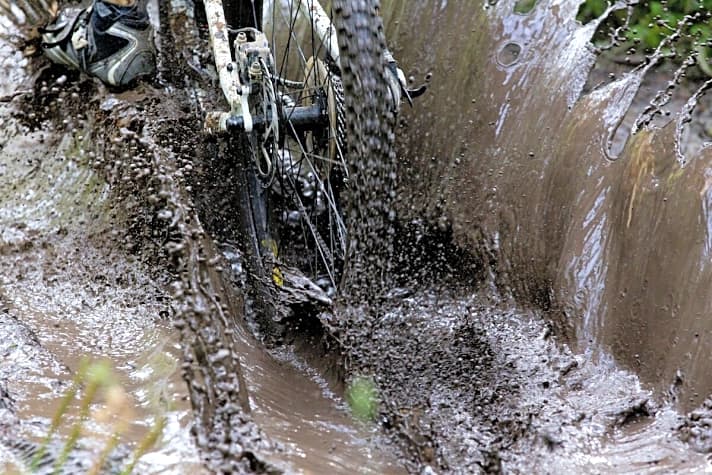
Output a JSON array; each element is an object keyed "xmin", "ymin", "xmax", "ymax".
[{"xmin": 40, "ymin": 0, "xmax": 156, "ymax": 87}]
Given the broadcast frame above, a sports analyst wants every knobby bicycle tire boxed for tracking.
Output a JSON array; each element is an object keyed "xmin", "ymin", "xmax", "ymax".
[{"xmin": 226, "ymin": 0, "xmax": 397, "ymax": 338}]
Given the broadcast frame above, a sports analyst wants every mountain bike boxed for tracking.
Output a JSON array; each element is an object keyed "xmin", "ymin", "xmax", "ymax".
[{"xmin": 202, "ymin": 0, "xmax": 424, "ymax": 337}]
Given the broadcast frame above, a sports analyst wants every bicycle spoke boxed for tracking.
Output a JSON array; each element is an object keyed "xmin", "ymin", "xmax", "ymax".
[{"xmin": 258, "ymin": 0, "xmax": 352, "ymax": 289}]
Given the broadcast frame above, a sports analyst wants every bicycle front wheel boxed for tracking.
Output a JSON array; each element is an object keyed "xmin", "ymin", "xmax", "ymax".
[
  {"xmin": 266, "ymin": 0, "xmax": 397, "ymax": 292},
  {"xmin": 228, "ymin": 0, "xmax": 397, "ymax": 333}
]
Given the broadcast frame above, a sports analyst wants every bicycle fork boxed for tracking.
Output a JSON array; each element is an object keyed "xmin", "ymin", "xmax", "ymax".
[{"xmin": 202, "ymin": 0, "xmax": 338, "ymax": 135}]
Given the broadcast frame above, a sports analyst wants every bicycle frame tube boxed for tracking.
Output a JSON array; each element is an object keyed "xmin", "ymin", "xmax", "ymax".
[
  {"xmin": 203, "ymin": 0, "xmax": 339, "ymax": 133},
  {"xmin": 204, "ymin": 0, "xmax": 252, "ymax": 131},
  {"xmin": 297, "ymin": 0, "xmax": 340, "ymax": 67}
]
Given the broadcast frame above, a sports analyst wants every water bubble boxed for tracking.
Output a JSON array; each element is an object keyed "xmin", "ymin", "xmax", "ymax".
[
  {"xmin": 497, "ymin": 42, "xmax": 522, "ymax": 67},
  {"xmin": 157, "ymin": 209, "xmax": 173, "ymax": 220}
]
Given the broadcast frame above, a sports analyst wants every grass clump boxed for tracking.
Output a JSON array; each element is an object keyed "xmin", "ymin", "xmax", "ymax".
[
  {"xmin": 346, "ymin": 376, "xmax": 379, "ymax": 422},
  {"xmin": 28, "ymin": 358, "xmax": 165, "ymax": 475},
  {"xmin": 578, "ymin": 1, "xmax": 712, "ymax": 76}
]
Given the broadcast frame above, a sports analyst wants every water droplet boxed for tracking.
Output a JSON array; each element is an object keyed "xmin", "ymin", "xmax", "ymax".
[{"xmin": 497, "ymin": 42, "xmax": 522, "ymax": 67}]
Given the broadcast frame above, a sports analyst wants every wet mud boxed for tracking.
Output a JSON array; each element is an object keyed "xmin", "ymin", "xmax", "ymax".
[
  {"xmin": 3, "ymin": 0, "xmax": 712, "ymax": 473},
  {"xmin": 0, "ymin": 17, "xmax": 202, "ymax": 469},
  {"xmin": 341, "ymin": 284, "xmax": 711, "ymax": 473},
  {"xmin": 377, "ymin": 0, "xmax": 712, "ymax": 470}
]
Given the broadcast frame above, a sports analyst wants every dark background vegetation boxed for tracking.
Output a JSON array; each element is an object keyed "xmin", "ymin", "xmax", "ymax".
[{"xmin": 576, "ymin": 1, "xmax": 712, "ymax": 75}]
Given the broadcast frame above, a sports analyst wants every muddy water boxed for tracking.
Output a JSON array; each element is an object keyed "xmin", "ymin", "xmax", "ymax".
[
  {"xmin": 222, "ymin": 275, "xmax": 404, "ymax": 473},
  {"xmin": 349, "ymin": 286, "xmax": 712, "ymax": 472},
  {"xmin": 0, "ymin": 30, "xmax": 202, "ymax": 469},
  {"xmin": 6, "ymin": 0, "xmax": 712, "ymax": 473},
  {"xmin": 374, "ymin": 0, "xmax": 712, "ymax": 470},
  {"xmin": 382, "ymin": 0, "xmax": 712, "ymax": 414}
]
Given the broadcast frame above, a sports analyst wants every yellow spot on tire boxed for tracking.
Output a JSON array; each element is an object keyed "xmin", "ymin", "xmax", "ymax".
[{"xmin": 272, "ymin": 267, "xmax": 284, "ymax": 287}]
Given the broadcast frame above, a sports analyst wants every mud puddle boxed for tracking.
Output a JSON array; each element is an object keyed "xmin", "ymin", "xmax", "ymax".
[
  {"xmin": 0, "ymin": 235, "xmax": 202, "ymax": 474},
  {"xmin": 0, "ymin": 112, "xmax": 202, "ymax": 473},
  {"xmin": 199, "ymin": 245, "xmax": 404, "ymax": 474},
  {"xmin": 238, "ymin": 327, "xmax": 403, "ymax": 474}
]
